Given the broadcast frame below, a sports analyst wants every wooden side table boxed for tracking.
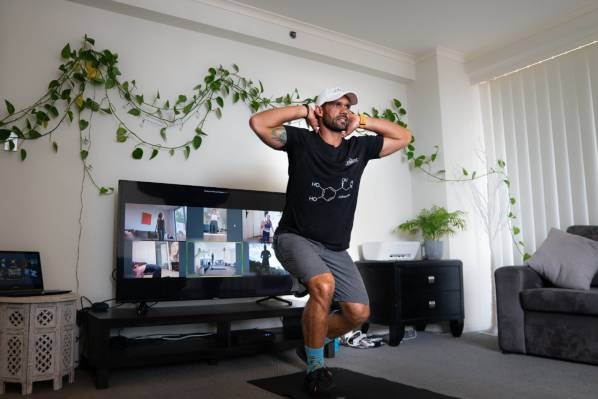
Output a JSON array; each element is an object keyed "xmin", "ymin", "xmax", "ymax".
[{"xmin": 0, "ymin": 294, "xmax": 77, "ymax": 395}]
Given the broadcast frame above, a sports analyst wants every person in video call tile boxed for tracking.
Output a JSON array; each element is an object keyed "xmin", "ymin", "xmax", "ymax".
[
  {"xmin": 260, "ymin": 211, "xmax": 273, "ymax": 243},
  {"xmin": 156, "ymin": 212, "xmax": 166, "ymax": 241},
  {"xmin": 209, "ymin": 208, "xmax": 219, "ymax": 234},
  {"xmin": 132, "ymin": 262, "xmax": 162, "ymax": 278},
  {"xmin": 249, "ymin": 87, "xmax": 411, "ymax": 396},
  {"xmin": 260, "ymin": 244, "xmax": 271, "ymax": 270}
]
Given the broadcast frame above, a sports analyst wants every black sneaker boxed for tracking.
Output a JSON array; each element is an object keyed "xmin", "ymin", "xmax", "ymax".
[{"xmin": 304, "ymin": 367, "xmax": 336, "ymax": 397}]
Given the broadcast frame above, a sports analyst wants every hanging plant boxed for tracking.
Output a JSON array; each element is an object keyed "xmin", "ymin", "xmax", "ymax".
[{"xmin": 1, "ymin": 35, "xmax": 409, "ymax": 196}]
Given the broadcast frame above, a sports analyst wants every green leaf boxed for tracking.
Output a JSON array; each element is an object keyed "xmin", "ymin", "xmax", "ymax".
[
  {"xmin": 46, "ymin": 105, "xmax": 59, "ymax": 117},
  {"xmin": 79, "ymin": 119, "xmax": 89, "ymax": 131},
  {"xmin": 5, "ymin": 100, "xmax": 15, "ymax": 115},
  {"xmin": 513, "ymin": 227, "xmax": 521, "ymax": 235},
  {"xmin": 84, "ymin": 35, "xmax": 95, "ymax": 45},
  {"xmin": 233, "ymin": 92, "xmax": 240, "ymax": 103},
  {"xmin": 87, "ymin": 99, "xmax": 100, "ymax": 112},
  {"xmin": 160, "ymin": 127, "xmax": 167, "ymax": 142},
  {"xmin": 169, "ymin": 148, "xmax": 175, "ymax": 156},
  {"xmin": 80, "ymin": 150, "xmax": 89, "ymax": 160},
  {"xmin": 132, "ymin": 148, "xmax": 143, "ymax": 160},
  {"xmin": 215, "ymin": 108, "xmax": 222, "ymax": 119},
  {"xmin": 393, "ymin": 99, "xmax": 402, "ymax": 108},
  {"xmin": 135, "ymin": 94, "xmax": 144, "ymax": 105},
  {"xmin": 431, "ymin": 153, "xmax": 437, "ymax": 162},
  {"xmin": 101, "ymin": 107, "xmax": 112, "ymax": 114},
  {"xmin": 407, "ymin": 144, "xmax": 414, "ymax": 151},
  {"xmin": 510, "ymin": 197, "xmax": 516, "ymax": 205},
  {"xmin": 128, "ymin": 108, "xmax": 141, "ymax": 117},
  {"xmin": 216, "ymin": 96, "xmax": 224, "ymax": 108},
  {"xmin": 67, "ymin": 110, "xmax": 73, "ymax": 122},
  {"xmin": 182, "ymin": 102, "xmax": 194, "ymax": 114},
  {"xmin": 436, "ymin": 169, "xmax": 446, "ymax": 175},
  {"xmin": 11, "ymin": 126, "xmax": 24, "ymax": 138},
  {"xmin": 0, "ymin": 129, "xmax": 11, "ymax": 141},
  {"xmin": 61, "ymin": 89, "xmax": 71, "ymax": 100},
  {"xmin": 192, "ymin": 135, "xmax": 202, "ymax": 150},
  {"xmin": 462, "ymin": 168, "xmax": 468, "ymax": 176},
  {"xmin": 149, "ymin": 148, "xmax": 158, "ymax": 160},
  {"xmin": 406, "ymin": 151, "xmax": 413, "ymax": 160},
  {"xmin": 497, "ymin": 159, "xmax": 506, "ymax": 168},
  {"xmin": 52, "ymin": 141, "xmax": 58, "ymax": 152},
  {"xmin": 8, "ymin": 140, "xmax": 15, "ymax": 151},
  {"xmin": 20, "ymin": 148, "xmax": 27, "ymax": 161},
  {"xmin": 99, "ymin": 187, "xmax": 111, "ymax": 195},
  {"xmin": 116, "ymin": 126, "xmax": 127, "ymax": 142},
  {"xmin": 259, "ymin": 81, "xmax": 264, "ymax": 93},
  {"xmin": 471, "ymin": 171, "xmax": 477, "ymax": 179},
  {"xmin": 176, "ymin": 95, "xmax": 187, "ymax": 104},
  {"xmin": 523, "ymin": 253, "xmax": 531, "ymax": 262},
  {"xmin": 105, "ymin": 78, "xmax": 115, "ymax": 89},
  {"xmin": 184, "ymin": 145, "xmax": 190, "ymax": 159},
  {"xmin": 28, "ymin": 130, "xmax": 42, "ymax": 139},
  {"xmin": 503, "ymin": 179, "xmax": 510, "ymax": 187},
  {"xmin": 61, "ymin": 43, "xmax": 71, "ymax": 59},
  {"xmin": 163, "ymin": 100, "xmax": 170, "ymax": 109},
  {"xmin": 232, "ymin": 64, "xmax": 239, "ymax": 72}
]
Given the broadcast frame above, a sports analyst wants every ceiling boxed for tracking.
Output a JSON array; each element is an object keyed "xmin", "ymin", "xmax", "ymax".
[{"xmin": 231, "ymin": 0, "xmax": 598, "ymax": 58}]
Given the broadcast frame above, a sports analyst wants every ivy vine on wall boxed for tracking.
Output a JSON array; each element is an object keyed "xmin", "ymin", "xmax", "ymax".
[{"xmin": 0, "ymin": 35, "xmax": 527, "ymax": 260}]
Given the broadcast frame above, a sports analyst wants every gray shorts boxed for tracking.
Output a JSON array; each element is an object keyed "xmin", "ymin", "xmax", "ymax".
[{"xmin": 273, "ymin": 232, "xmax": 369, "ymax": 305}]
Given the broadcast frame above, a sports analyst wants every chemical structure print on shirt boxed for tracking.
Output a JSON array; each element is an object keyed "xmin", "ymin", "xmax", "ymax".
[{"xmin": 308, "ymin": 178, "xmax": 354, "ymax": 202}]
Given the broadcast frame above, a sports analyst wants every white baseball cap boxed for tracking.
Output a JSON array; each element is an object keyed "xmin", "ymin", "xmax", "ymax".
[{"xmin": 315, "ymin": 87, "xmax": 358, "ymax": 106}]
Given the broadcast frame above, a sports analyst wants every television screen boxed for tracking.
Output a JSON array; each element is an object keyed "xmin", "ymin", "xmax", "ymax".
[{"xmin": 116, "ymin": 180, "xmax": 292, "ymax": 302}]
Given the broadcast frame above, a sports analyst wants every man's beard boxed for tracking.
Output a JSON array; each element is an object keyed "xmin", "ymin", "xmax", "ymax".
[{"xmin": 322, "ymin": 114, "xmax": 348, "ymax": 132}]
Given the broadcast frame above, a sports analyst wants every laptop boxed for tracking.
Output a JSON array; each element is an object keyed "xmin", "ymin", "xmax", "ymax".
[{"xmin": 0, "ymin": 251, "xmax": 71, "ymax": 297}]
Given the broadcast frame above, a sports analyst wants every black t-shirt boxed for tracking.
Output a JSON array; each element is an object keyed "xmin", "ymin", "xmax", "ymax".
[{"xmin": 276, "ymin": 125, "xmax": 384, "ymax": 250}]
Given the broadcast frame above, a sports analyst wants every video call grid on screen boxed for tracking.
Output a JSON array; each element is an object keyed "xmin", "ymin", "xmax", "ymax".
[{"xmin": 123, "ymin": 203, "xmax": 284, "ymax": 279}]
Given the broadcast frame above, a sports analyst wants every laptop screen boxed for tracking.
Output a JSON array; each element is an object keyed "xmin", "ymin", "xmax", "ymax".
[{"xmin": 0, "ymin": 251, "xmax": 43, "ymax": 291}]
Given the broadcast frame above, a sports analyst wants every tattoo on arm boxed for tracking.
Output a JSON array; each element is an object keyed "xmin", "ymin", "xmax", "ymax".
[{"xmin": 271, "ymin": 127, "xmax": 287, "ymax": 145}]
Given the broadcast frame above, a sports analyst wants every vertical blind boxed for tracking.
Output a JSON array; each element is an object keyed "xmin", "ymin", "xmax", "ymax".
[{"xmin": 480, "ymin": 42, "xmax": 598, "ymax": 266}]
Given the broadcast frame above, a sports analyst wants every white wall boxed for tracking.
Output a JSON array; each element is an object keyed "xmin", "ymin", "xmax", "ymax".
[
  {"xmin": 408, "ymin": 49, "xmax": 492, "ymax": 332},
  {"xmin": 0, "ymin": 0, "xmax": 412, "ymax": 302}
]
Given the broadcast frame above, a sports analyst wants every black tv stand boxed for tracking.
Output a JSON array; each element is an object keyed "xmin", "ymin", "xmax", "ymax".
[
  {"xmin": 79, "ymin": 300, "xmax": 307, "ymax": 389},
  {"xmin": 255, "ymin": 295, "xmax": 292, "ymax": 306}
]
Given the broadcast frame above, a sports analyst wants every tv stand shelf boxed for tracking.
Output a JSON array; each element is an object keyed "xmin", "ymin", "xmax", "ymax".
[{"xmin": 78, "ymin": 300, "xmax": 305, "ymax": 389}]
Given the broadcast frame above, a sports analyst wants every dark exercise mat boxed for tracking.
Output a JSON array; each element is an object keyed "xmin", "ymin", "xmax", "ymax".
[{"xmin": 248, "ymin": 367, "xmax": 460, "ymax": 399}]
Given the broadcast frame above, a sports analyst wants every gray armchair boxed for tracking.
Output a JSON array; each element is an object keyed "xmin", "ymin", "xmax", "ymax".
[{"xmin": 495, "ymin": 225, "xmax": 598, "ymax": 364}]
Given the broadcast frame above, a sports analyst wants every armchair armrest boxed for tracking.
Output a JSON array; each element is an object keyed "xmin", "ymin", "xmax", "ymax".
[{"xmin": 494, "ymin": 266, "xmax": 545, "ymax": 353}]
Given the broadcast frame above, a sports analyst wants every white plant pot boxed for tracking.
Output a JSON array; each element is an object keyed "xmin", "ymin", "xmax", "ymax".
[{"xmin": 423, "ymin": 240, "xmax": 443, "ymax": 260}]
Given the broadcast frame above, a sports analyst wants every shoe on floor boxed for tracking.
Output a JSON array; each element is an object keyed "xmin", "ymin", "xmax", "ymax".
[{"xmin": 304, "ymin": 367, "xmax": 336, "ymax": 397}]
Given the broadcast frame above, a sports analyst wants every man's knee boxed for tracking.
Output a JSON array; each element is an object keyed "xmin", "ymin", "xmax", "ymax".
[
  {"xmin": 343, "ymin": 304, "xmax": 370, "ymax": 327},
  {"xmin": 307, "ymin": 273, "xmax": 335, "ymax": 303}
]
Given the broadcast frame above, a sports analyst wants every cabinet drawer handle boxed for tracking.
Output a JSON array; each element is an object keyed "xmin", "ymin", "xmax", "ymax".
[
  {"xmin": 428, "ymin": 300, "xmax": 436, "ymax": 309},
  {"xmin": 427, "ymin": 275, "xmax": 436, "ymax": 284}
]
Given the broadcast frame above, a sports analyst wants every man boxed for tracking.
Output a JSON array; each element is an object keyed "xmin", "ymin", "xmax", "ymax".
[{"xmin": 249, "ymin": 87, "xmax": 411, "ymax": 396}]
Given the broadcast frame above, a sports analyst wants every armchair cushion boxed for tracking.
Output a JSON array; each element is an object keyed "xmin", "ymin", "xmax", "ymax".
[
  {"xmin": 527, "ymin": 228, "xmax": 598, "ymax": 290},
  {"xmin": 521, "ymin": 287, "xmax": 598, "ymax": 316}
]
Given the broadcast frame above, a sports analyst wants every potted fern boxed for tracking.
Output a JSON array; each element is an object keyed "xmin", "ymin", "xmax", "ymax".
[{"xmin": 397, "ymin": 206, "xmax": 466, "ymax": 260}]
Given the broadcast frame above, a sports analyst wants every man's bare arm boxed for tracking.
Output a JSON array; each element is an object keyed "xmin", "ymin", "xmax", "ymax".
[
  {"xmin": 249, "ymin": 105, "xmax": 310, "ymax": 150},
  {"xmin": 344, "ymin": 114, "xmax": 412, "ymax": 158}
]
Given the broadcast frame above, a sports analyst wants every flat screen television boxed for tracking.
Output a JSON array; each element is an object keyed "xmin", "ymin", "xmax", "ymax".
[{"xmin": 116, "ymin": 180, "xmax": 293, "ymax": 303}]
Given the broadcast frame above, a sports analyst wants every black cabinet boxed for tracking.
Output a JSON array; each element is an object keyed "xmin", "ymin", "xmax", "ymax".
[{"xmin": 356, "ymin": 260, "xmax": 464, "ymax": 346}]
